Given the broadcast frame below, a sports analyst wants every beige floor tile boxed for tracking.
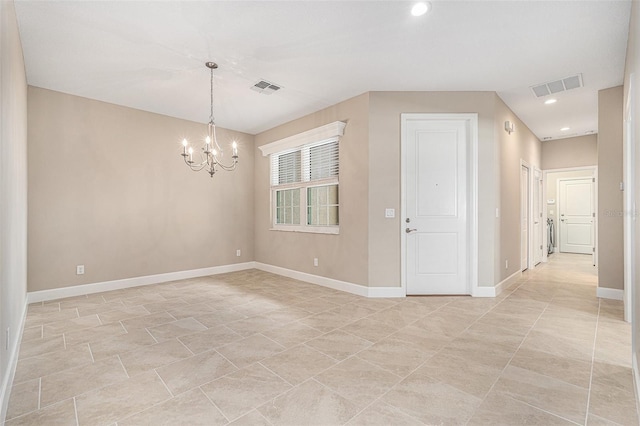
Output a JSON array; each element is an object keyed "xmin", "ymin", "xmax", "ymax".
[
  {"xmin": 258, "ymin": 379, "xmax": 360, "ymax": 425},
  {"xmin": 120, "ymin": 311, "xmax": 176, "ymax": 331},
  {"xmin": 75, "ymin": 371, "xmax": 172, "ymax": 425},
  {"xmin": 156, "ymin": 349, "xmax": 238, "ymax": 395},
  {"xmin": 40, "ymin": 356, "xmax": 129, "ymax": 407},
  {"xmin": 224, "ymin": 315, "xmax": 282, "ymax": 337},
  {"xmin": 216, "ymin": 334, "xmax": 285, "ymax": 368},
  {"xmin": 351, "ymin": 297, "xmax": 401, "ymax": 311},
  {"xmin": 42, "ymin": 315, "xmax": 102, "ymax": 337},
  {"xmin": 201, "ymin": 363, "xmax": 292, "ymax": 421},
  {"xmin": 20, "ymin": 326, "xmax": 43, "ymax": 342},
  {"xmin": 166, "ymin": 302, "xmax": 224, "ymax": 320},
  {"xmin": 328, "ymin": 304, "xmax": 378, "ymax": 322},
  {"xmin": 27, "ymin": 302, "xmax": 60, "ymax": 315},
  {"xmin": 588, "ymin": 362, "xmax": 639, "ymax": 425},
  {"xmin": 64, "ymin": 322, "xmax": 127, "ymax": 346},
  {"xmin": 177, "ymin": 325, "xmax": 243, "ymax": 354},
  {"xmin": 345, "ymin": 403, "xmax": 423, "ymax": 426},
  {"xmin": 299, "ymin": 310, "xmax": 354, "ymax": 333},
  {"xmin": 437, "ymin": 334, "xmax": 515, "ymax": 370},
  {"xmin": 5, "ymin": 398, "xmax": 76, "ymax": 426},
  {"xmin": 24, "ymin": 308, "xmax": 78, "ymax": 328},
  {"xmin": 365, "ymin": 305, "xmax": 424, "ymax": 328},
  {"xmin": 6, "ymin": 379, "xmax": 40, "ymax": 420},
  {"xmin": 260, "ymin": 345, "xmax": 337, "ymax": 385},
  {"xmin": 88, "ymin": 328, "xmax": 158, "ymax": 360},
  {"xmin": 493, "ymin": 365, "xmax": 589, "ymax": 424},
  {"xmin": 147, "ymin": 317, "xmax": 208, "ymax": 341},
  {"xmin": 315, "ymin": 356, "xmax": 401, "ymax": 407},
  {"xmin": 304, "ymin": 330, "xmax": 372, "ymax": 361},
  {"xmin": 118, "ymin": 339, "xmax": 192, "ymax": 377},
  {"xmin": 587, "ymin": 413, "xmax": 626, "ymax": 425},
  {"xmin": 192, "ymin": 309, "xmax": 248, "ymax": 327},
  {"xmin": 119, "ymin": 292, "xmax": 166, "ymax": 306},
  {"xmin": 509, "ymin": 346, "xmax": 593, "ymax": 388},
  {"xmin": 356, "ymin": 336, "xmax": 432, "ymax": 377},
  {"xmin": 118, "ymin": 388, "xmax": 227, "ymax": 425},
  {"xmin": 18, "ymin": 335, "xmax": 64, "ymax": 359},
  {"xmin": 293, "ymin": 298, "xmax": 341, "ymax": 314},
  {"xmin": 142, "ymin": 299, "xmax": 189, "ymax": 313},
  {"xmin": 390, "ymin": 324, "xmax": 453, "ymax": 353},
  {"xmin": 76, "ymin": 300, "xmax": 127, "ymax": 317},
  {"xmin": 467, "ymin": 391, "xmax": 575, "ymax": 425},
  {"xmin": 261, "ymin": 321, "xmax": 323, "ymax": 348},
  {"xmin": 411, "ymin": 308, "xmax": 482, "ymax": 339},
  {"xmin": 14, "ymin": 343, "xmax": 93, "ymax": 383},
  {"xmin": 520, "ymin": 329, "xmax": 594, "ymax": 362},
  {"xmin": 96, "ymin": 305, "xmax": 149, "ymax": 324},
  {"xmin": 417, "ymin": 351, "xmax": 502, "ymax": 398},
  {"xmin": 340, "ymin": 317, "xmax": 398, "ymax": 343},
  {"xmin": 381, "ymin": 371, "xmax": 482, "ymax": 425},
  {"xmin": 228, "ymin": 410, "xmax": 272, "ymax": 426}
]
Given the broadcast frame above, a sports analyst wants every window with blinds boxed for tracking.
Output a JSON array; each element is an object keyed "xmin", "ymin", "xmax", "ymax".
[{"xmin": 270, "ymin": 138, "xmax": 340, "ymax": 233}]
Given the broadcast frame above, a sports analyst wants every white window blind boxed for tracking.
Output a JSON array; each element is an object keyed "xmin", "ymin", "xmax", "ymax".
[{"xmin": 271, "ymin": 138, "xmax": 339, "ymax": 187}]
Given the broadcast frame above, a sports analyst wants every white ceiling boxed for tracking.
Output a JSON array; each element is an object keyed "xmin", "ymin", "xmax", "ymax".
[{"xmin": 14, "ymin": 1, "xmax": 631, "ymax": 139}]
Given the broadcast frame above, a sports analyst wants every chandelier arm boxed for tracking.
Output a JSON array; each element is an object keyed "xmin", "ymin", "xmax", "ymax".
[{"xmin": 214, "ymin": 160, "xmax": 238, "ymax": 171}]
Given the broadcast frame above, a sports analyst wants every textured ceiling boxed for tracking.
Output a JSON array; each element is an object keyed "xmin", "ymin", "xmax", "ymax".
[{"xmin": 14, "ymin": 1, "xmax": 631, "ymax": 139}]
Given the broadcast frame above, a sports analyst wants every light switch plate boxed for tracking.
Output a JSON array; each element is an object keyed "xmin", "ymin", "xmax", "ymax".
[{"xmin": 385, "ymin": 208, "xmax": 395, "ymax": 218}]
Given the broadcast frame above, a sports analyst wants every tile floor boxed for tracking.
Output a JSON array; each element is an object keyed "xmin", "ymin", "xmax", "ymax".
[{"xmin": 4, "ymin": 253, "xmax": 638, "ymax": 425}]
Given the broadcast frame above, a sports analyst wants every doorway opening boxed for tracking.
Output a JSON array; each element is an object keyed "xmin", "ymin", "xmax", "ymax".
[{"xmin": 543, "ymin": 167, "xmax": 598, "ymax": 267}]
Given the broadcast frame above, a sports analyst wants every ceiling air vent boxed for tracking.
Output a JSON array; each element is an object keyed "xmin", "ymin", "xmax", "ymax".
[
  {"xmin": 530, "ymin": 74, "xmax": 583, "ymax": 98},
  {"xmin": 251, "ymin": 79, "xmax": 282, "ymax": 95}
]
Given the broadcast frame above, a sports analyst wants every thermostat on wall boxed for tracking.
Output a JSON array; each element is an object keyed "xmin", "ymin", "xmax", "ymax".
[{"xmin": 547, "ymin": 199, "xmax": 556, "ymax": 205}]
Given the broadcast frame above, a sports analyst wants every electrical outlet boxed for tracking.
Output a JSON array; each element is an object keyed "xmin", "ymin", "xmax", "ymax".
[
  {"xmin": 76, "ymin": 265, "xmax": 85, "ymax": 275},
  {"xmin": 313, "ymin": 258, "xmax": 319, "ymax": 267},
  {"xmin": 236, "ymin": 249, "xmax": 241, "ymax": 257},
  {"xmin": 505, "ymin": 260, "xmax": 509, "ymax": 269}
]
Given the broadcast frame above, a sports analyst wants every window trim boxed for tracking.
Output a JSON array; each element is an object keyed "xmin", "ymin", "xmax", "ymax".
[{"xmin": 262, "ymin": 121, "xmax": 345, "ymax": 235}]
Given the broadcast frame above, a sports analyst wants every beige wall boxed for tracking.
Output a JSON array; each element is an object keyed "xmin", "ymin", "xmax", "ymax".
[
  {"xmin": 623, "ymin": 0, "xmax": 640, "ymax": 367},
  {"xmin": 254, "ymin": 91, "xmax": 541, "ymax": 290},
  {"xmin": 545, "ymin": 170, "xmax": 595, "ymax": 252},
  {"xmin": 367, "ymin": 92, "xmax": 499, "ymax": 287},
  {"xmin": 253, "ymin": 93, "xmax": 370, "ymax": 286},
  {"xmin": 541, "ymin": 135, "xmax": 598, "ymax": 170},
  {"xmin": 495, "ymin": 95, "xmax": 542, "ymax": 280},
  {"xmin": 0, "ymin": 0, "xmax": 28, "ymax": 420},
  {"xmin": 27, "ymin": 87, "xmax": 255, "ymax": 292},
  {"xmin": 597, "ymin": 86, "xmax": 624, "ymax": 291}
]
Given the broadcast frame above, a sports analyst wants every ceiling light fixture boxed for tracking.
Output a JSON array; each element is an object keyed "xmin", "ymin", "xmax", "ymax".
[
  {"xmin": 560, "ymin": 127, "xmax": 570, "ymax": 131},
  {"xmin": 180, "ymin": 62, "xmax": 238, "ymax": 178},
  {"xmin": 544, "ymin": 98, "xmax": 557, "ymax": 105},
  {"xmin": 411, "ymin": 2, "xmax": 431, "ymax": 16}
]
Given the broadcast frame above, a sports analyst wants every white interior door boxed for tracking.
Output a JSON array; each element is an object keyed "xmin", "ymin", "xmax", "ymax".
[
  {"xmin": 533, "ymin": 168, "xmax": 543, "ymax": 265},
  {"xmin": 405, "ymin": 118, "xmax": 468, "ymax": 295},
  {"xmin": 559, "ymin": 178, "xmax": 594, "ymax": 254},
  {"xmin": 521, "ymin": 165, "xmax": 530, "ymax": 271}
]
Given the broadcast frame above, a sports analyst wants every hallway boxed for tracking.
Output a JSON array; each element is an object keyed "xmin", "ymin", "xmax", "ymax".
[{"xmin": 4, "ymin": 254, "xmax": 637, "ymax": 425}]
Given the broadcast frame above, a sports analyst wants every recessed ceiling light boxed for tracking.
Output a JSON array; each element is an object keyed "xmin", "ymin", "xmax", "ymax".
[
  {"xmin": 411, "ymin": 2, "xmax": 431, "ymax": 16},
  {"xmin": 544, "ymin": 98, "xmax": 557, "ymax": 105},
  {"xmin": 560, "ymin": 127, "xmax": 570, "ymax": 131}
]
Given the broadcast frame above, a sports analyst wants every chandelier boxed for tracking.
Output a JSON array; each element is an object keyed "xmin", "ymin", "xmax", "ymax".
[{"xmin": 180, "ymin": 62, "xmax": 238, "ymax": 177}]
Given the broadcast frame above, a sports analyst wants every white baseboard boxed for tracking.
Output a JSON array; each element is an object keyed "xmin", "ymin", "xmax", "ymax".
[
  {"xmin": 254, "ymin": 262, "xmax": 405, "ymax": 298},
  {"xmin": 596, "ymin": 287, "xmax": 624, "ymax": 300},
  {"xmin": 497, "ymin": 270, "xmax": 522, "ymax": 296},
  {"xmin": 472, "ymin": 286, "xmax": 496, "ymax": 297},
  {"xmin": 0, "ymin": 301, "xmax": 28, "ymax": 424},
  {"xmin": 27, "ymin": 262, "xmax": 256, "ymax": 304}
]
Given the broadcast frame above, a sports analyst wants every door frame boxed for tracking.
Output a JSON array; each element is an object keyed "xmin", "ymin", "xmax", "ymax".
[
  {"xmin": 400, "ymin": 113, "xmax": 479, "ymax": 296},
  {"xmin": 521, "ymin": 160, "xmax": 531, "ymax": 271},
  {"xmin": 624, "ymin": 74, "xmax": 635, "ymax": 324},
  {"xmin": 533, "ymin": 167, "xmax": 544, "ymax": 266},
  {"xmin": 542, "ymin": 166, "xmax": 598, "ymax": 266}
]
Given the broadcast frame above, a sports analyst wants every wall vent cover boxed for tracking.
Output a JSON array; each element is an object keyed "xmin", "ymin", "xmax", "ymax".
[
  {"xmin": 530, "ymin": 74, "xmax": 583, "ymax": 98},
  {"xmin": 251, "ymin": 79, "xmax": 282, "ymax": 95}
]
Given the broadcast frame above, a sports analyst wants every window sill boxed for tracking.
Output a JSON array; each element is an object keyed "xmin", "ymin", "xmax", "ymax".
[{"xmin": 270, "ymin": 226, "xmax": 339, "ymax": 235}]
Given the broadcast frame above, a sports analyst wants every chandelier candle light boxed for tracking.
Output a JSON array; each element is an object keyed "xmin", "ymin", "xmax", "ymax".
[{"xmin": 180, "ymin": 62, "xmax": 238, "ymax": 177}]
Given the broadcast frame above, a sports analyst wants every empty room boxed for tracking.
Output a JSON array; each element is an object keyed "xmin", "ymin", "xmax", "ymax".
[{"xmin": 1, "ymin": 1, "xmax": 640, "ymax": 425}]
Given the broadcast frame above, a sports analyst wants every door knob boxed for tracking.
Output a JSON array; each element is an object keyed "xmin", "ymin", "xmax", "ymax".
[{"xmin": 406, "ymin": 228, "xmax": 417, "ymax": 233}]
